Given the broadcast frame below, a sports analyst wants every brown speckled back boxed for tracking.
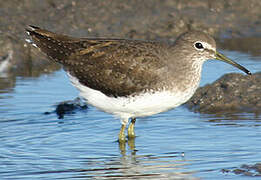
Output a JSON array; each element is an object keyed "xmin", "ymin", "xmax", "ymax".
[{"xmin": 26, "ymin": 26, "xmax": 172, "ymax": 97}]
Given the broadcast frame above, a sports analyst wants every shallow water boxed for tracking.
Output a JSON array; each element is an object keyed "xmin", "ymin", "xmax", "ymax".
[{"xmin": 0, "ymin": 50, "xmax": 260, "ymax": 179}]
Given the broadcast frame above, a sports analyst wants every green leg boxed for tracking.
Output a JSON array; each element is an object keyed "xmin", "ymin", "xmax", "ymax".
[
  {"xmin": 127, "ymin": 118, "xmax": 136, "ymax": 139},
  {"xmin": 128, "ymin": 137, "xmax": 135, "ymax": 152},
  {"xmin": 118, "ymin": 140, "xmax": 126, "ymax": 155},
  {"xmin": 118, "ymin": 124, "xmax": 126, "ymax": 143}
]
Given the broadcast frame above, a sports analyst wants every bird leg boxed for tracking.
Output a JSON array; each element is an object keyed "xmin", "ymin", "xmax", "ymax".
[
  {"xmin": 118, "ymin": 124, "xmax": 126, "ymax": 142},
  {"xmin": 127, "ymin": 118, "xmax": 136, "ymax": 139}
]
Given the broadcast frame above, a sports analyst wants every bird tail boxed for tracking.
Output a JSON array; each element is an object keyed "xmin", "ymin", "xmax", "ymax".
[{"xmin": 25, "ymin": 25, "xmax": 82, "ymax": 63}]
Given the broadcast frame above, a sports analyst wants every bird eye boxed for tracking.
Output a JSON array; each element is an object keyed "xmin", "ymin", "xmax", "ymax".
[{"xmin": 194, "ymin": 42, "xmax": 204, "ymax": 50}]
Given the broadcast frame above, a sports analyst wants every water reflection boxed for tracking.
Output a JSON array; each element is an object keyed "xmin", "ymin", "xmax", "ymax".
[
  {"xmin": 111, "ymin": 134, "xmax": 196, "ymax": 179},
  {"xmin": 201, "ymin": 112, "xmax": 261, "ymax": 127},
  {"xmin": 118, "ymin": 138, "xmax": 136, "ymax": 156},
  {"xmin": 0, "ymin": 75, "xmax": 16, "ymax": 95},
  {"xmin": 54, "ymin": 153, "xmax": 193, "ymax": 179},
  {"xmin": 15, "ymin": 147, "xmax": 195, "ymax": 179}
]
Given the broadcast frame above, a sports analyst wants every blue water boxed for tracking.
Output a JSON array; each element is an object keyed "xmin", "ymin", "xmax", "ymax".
[{"xmin": 0, "ymin": 50, "xmax": 260, "ymax": 179}]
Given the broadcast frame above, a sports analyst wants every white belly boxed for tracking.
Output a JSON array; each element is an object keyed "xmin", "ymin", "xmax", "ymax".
[{"xmin": 68, "ymin": 74, "xmax": 197, "ymax": 124}]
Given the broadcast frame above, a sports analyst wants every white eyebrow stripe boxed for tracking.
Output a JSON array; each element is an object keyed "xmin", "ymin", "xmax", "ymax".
[{"xmin": 201, "ymin": 41, "xmax": 215, "ymax": 51}]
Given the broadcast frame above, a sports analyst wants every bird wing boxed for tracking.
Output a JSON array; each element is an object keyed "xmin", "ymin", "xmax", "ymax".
[
  {"xmin": 66, "ymin": 39, "xmax": 169, "ymax": 97},
  {"xmin": 26, "ymin": 26, "xmax": 169, "ymax": 97}
]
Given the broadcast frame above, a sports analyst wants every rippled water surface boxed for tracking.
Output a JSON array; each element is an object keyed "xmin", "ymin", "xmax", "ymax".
[{"xmin": 0, "ymin": 51, "xmax": 260, "ymax": 179}]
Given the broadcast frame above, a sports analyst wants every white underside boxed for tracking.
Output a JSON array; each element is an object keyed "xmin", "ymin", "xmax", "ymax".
[{"xmin": 68, "ymin": 73, "xmax": 197, "ymax": 125}]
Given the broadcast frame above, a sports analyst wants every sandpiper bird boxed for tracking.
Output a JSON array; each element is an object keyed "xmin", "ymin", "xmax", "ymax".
[{"xmin": 26, "ymin": 26, "xmax": 251, "ymax": 142}]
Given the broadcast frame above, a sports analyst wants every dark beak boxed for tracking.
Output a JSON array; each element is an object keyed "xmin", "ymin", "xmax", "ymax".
[{"xmin": 215, "ymin": 51, "xmax": 251, "ymax": 75}]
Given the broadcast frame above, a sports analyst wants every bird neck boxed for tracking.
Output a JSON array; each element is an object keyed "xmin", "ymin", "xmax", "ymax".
[{"xmin": 166, "ymin": 50, "xmax": 204, "ymax": 93}]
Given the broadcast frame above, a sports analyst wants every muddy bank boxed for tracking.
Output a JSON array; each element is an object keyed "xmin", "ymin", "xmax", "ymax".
[
  {"xmin": 1, "ymin": 0, "xmax": 261, "ymax": 40},
  {"xmin": 186, "ymin": 73, "xmax": 261, "ymax": 114}
]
